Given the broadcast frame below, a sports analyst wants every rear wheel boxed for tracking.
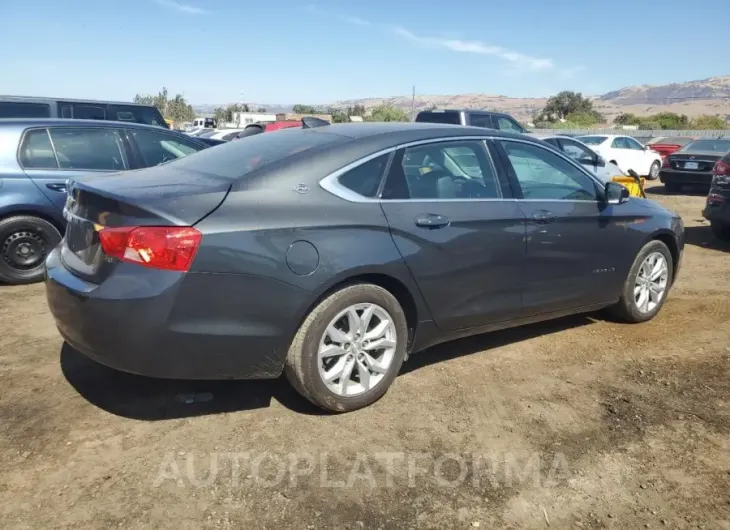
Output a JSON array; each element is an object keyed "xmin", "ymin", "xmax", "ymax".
[
  {"xmin": 284, "ymin": 284, "xmax": 408, "ymax": 412},
  {"xmin": 0, "ymin": 215, "xmax": 62, "ymax": 285},
  {"xmin": 647, "ymin": 161, "xmax": 660, "ymax": 180},
  {"xmin": 607, "ymin": 240, "xmax": 673, "ymax": 323},
  {"xmin": 664, "ymin": 182, "xmax": 681, "ymax": 193},
  {"xmin": 711, "ymin": 220, "xmax": 730, "ymax": 242}
]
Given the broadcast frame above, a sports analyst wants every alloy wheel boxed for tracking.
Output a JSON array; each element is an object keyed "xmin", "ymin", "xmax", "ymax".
[
  {"xmin": 634, "ymin": 251, "xmax": 668, "ymax": 314},
  {"xmin": 317, "ymin": 303, "xmax": 397, "ymax": 397}
]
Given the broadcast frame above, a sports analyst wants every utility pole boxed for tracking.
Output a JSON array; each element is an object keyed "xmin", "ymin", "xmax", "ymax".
[{"xmin": 411, "ymin": 85, "xmax": 416, "ymax": 121}]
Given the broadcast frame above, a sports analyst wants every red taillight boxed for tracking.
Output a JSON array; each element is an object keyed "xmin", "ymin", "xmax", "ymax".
[
  {"xmin": 713, "ymin": 160, "xmax": 730, "ymax": 176},
  {"xmin": 98, "ymin": 226, "xmax": 202, "ymax": 272}
]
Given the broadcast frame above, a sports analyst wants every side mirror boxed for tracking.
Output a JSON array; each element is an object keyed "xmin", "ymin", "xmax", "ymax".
[{"xmin": 605, "ymin": 181, "xmax": 630, "ymax": 205}]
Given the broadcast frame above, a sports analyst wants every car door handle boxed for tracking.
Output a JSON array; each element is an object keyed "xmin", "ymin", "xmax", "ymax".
[
  {"xmin": 415, "ymin": 214, "xmax": 450, "ymax": 229},
  {"xmin": 530, "ymin": 210, "xmax": 556, "ymax": 225},
  {"xmin": 46, "ymin": 183, "xmax": 67, "ymax": 193}
]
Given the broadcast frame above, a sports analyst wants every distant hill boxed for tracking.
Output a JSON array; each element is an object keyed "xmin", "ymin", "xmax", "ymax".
[{"xmin": 195, "ymin": 76, "xmax": 730, "ymax": 124}]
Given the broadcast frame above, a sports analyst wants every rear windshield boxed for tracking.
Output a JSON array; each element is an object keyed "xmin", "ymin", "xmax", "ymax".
[
  {"xmin": 576, "ymin": 135, "xmax": 607, "ymax": 145},
  {"xmin": 680, "ymin": 139, "xmax": 730, "ymax": 153},
  {"xmin": 415, "ymin": 111, "xmax": 461, "ymax": 125},
  {"xmin": 0, "ymin": 101, "xmax": 52, "ymax": 118},
  {"xmin": 166, "ymin": 128, "xmax": 345, "ymax": 180}
]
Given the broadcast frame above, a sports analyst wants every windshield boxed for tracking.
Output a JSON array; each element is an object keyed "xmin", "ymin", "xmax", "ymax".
[
  {"xmin": 680, "ymin": 139, "xmax": 730, "ymax": 153},
  {"xmin": 165, "ymin": 128, "xmax": 345, "ymax": 180},
  {"xmin": 575, "ymin": 136, "xmax": 607, "ymax": 145},
  {"xmin": 415, "ymin": 111, "xmax": 461, "ymax": 125}
]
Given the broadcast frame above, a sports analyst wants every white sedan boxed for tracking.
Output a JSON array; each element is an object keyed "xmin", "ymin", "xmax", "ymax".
[
  {"xmin": 534, "ymin": 134, "xmax": 626, "ymax": 183},
  {"xmin": 576, "ymin": 134, "xmax": 663, "ymax": 179}
]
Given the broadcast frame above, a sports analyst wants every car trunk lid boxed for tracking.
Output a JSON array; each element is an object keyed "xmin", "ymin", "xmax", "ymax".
[
  {"xmin": 61, "ymin": 165, "xmax": 230, "ymax": 282},
  {"xmin": 667, "ymin": 152, "xmax": 723, "ymax": 172}
]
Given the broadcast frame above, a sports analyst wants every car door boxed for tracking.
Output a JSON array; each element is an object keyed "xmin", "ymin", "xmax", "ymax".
[
  {"xmin": 624, "ymin": 136, "xmax": 652, "ymax": 174},
  {"xmin": 379, "ymin": 138, "xmax": 526, "ymax": 332},
  {"xmin": 493, "ymin": 139, "xmax": 628, "ymax": 315},
  {"xmin": 125, "ymin": 128, "xmax": 207, "ymax": 168},
  {"xmin": 610, "ymin": 136, "xmax": 640, "ymax": 173},
  {"xmin": 18, "ymin": 127, "xmax": 130, "ymax": 210}
]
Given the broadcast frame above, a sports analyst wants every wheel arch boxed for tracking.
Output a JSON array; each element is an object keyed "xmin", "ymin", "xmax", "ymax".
[
  {"xmin": 647, "ymin": 229, "xmax": 680, "ymax": 283},
  {"xmin": 296, "ymin": 270, "xmax": 426, "ymax": 351},
  {"xmin": 0, "ymin": 208, "xmax": 65, "ymax": 235}
]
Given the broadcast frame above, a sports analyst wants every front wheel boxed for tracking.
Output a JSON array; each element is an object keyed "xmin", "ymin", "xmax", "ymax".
[
  {"xmin": 607, "ymin": 240, "xmax": 673, "ymax": 323},
  {"xmin": 284, "ymin": 284, "xmax": 409, "ymax": 412},
  {"xmin": 0, "ymin": 215, "xmax": 62, "ymax": 285},
  {"xmin": 647, "ymin": 161, "xmax": 660, "ymax": 180},
  {"xmin": 711, "ymin": 220, "xmax": 730, "ymax": 242}
]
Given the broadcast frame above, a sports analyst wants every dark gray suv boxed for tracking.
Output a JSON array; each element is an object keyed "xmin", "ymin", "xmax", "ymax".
[
  {"xmin": 415, "ymin": 109, "xmax": 525, "ymax": 133},
  {"xmin": 45, "ymin": 123, "xmax": 685, "ymax": 412}
]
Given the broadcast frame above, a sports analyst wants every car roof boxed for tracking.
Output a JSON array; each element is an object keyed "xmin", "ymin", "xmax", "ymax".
[
  {"xmin": 304, "ymin": 121, "xmax": 530, "ymax": 141},
  {"xmin": 417, "ymin": 108, "xmax": 512, "ymax": 116},
  {"xmin": 0, "ymin": 118, "xmax": 180, "ymax": 132},
  {"xmin": 0, "ymin": 95, "xmax": 156, "ymax": 108}
]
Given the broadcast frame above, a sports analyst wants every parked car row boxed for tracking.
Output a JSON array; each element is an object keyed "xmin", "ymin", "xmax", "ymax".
[{"xmin": 0, "ymin": 119, "xmax": 215, "ymax": 284}]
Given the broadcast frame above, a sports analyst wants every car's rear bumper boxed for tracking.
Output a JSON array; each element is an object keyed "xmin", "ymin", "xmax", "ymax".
[
  {"xmin": 45, "ymin": 247, "xmax": 312, "ymax": 379},
  {"xmin": 702, "ymin": 198, "xmax": 730, "ymax": 225},
  {"xmin": 659, "ymin": 169, "xmax": 713, "ymax": 186}
]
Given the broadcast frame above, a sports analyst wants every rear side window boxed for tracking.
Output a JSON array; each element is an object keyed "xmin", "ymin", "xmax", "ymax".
[
  {"xmin": 49, "ymin": 128, "xmax": 127, "ymax": 171},
  {"xmin": 19, "ymin": 129, "xmax": 58, "ymax": 169},
  {"xmin": 0, "ymin": 102, "xmax": 51, "ymax": 118},
  {"xmin": 415, "ymin": 111, "xmax": 461, "ymax": 125},
  {"xmin": 494, "ymin": 116, "xmax": 524, "ymax": 133},
  {"xmin": 129, "ymin": 130, "xmax": 204, "ymax": 167},
  {"xmin": 338, "ymin": 155, "xmax": 390, "ymax": 197},
  {"xmin": 107, "ymin": 105, "xmax": 166, "ymax": 127},
  {"xmin": 168, "ymin": 129, "xmax": 345, "ymax": 180},
  {"xmin": 72, "ymin": 104, "xmax": 106, "ymax": 120},
  {"xmin": 468, "ymin": 113, "xmax": 493, "ymax": 128}
]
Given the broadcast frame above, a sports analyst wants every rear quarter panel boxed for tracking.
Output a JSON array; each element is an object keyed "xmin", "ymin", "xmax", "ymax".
[{"xmin": 192, "ymin": 185, "xmax": 432, "ymax": 326}]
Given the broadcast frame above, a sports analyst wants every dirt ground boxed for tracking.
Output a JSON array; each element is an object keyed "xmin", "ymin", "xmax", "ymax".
[{"xmin": 1, "ymin": 182, "xmax": 729, "ymax": 530}]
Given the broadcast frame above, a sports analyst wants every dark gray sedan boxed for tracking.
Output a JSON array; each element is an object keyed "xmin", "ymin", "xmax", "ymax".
[{"xmin": 45, "ymin": 123, "xmax": 685, "ymax": 412}]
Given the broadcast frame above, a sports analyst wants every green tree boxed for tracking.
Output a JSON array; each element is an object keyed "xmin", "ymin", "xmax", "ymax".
[
  {"xmin": 133, "ymin": 87, "xmax": 194, "ymax": 123},
  {"xmin": 691, "ymin": 114, "xmax": 728, "ymax": 130},
  {"xmin": 256, "ymin": 107, "xmax": 267, "ymax": 113},
  {"xmin": 367, "ymin": 104, "xmax": 410, "ymax": 122},
  {"xmin": 292, "ymin": 104, "xmax": 318, "ymax": 114},
  {"xmin": 347, "ymin": 104, "xmax": 367, "ymax": 117},
  {"xmin": 614, "ymin": 113, "xmax": 639, "ymax": 126},
  {"xmin": 565, "ymin": 111, "xmax": 602, "ymax": 126},
  {"xmin": 537, "ymin": 91, "xmax": 600, "ymax": 122}
]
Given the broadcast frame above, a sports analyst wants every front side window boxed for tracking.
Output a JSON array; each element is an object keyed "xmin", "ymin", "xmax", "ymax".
[
  {"xmin": 19, "ymin": 129, "xmax": 58, "ymax": 169},
  {"xmin": 48, "ymin": 128, "xmax": 127, "ymax": 171},
  {"xmin": 576, "ymin": 135, "xmax": 606, "ymax": 146},
  {"xmin": 559, "ymin": 139, "xmax": 596, "ymax": 165},
  {"xmin": 494, "ymin": 116, "xmax": 524, "ymax": 133},
  {"xmin": 338, "ymin": 154, "xmax": 389, "ymax": 198},
  {"xmin": 387, "ymin": 140, "xmax": 500, "ymax": 200},
  {"xmin": 625, "ymin": 137, "xmax": 644, "ymax": 150},
  {"xmin": 500, "ymin": 140, "xmax": 598, "ymax": 201},
  {"xmin": 129, "ymin": 130, "xmax": 204, "ymax": 167}
]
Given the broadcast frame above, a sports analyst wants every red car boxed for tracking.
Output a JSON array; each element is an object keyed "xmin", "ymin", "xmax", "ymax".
[
  {"xmin": 646, "ymin": 136, "xmax": 696, "ymax": 159},
  {"xmin": 235, "ymin": 117, "xmax": 329, "ymax": 139}
]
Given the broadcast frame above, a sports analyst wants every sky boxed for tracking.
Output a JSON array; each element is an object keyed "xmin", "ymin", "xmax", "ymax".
[{"xmin": 2, "ymin": 0, "xmax": 729, "ymax": 105}]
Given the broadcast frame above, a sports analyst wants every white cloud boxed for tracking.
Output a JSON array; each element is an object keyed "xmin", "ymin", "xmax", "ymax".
[
  {"xmin": 303, "ymin": 5, "xmax": 562, "ymax": 73},
  {"xmin": 391, "ymin": 26, "xmax": 554, "ymax": 72},
  {"xmin": 152, "ymin": 0, "xmax": 207, "ymax": 15}
]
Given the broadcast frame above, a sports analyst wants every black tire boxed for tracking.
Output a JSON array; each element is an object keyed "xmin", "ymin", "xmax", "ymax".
[
  {"xmin": 284, "ymin": 284, "xmax": 408, "ymax": 412},
  {"xmin": 664, "ymin": 182, "xmax": 681, "ymax": 193},
  {"xmin": 0, "ymin": 215, "xmax": 62, "ymax": 285},
  {"xmin": 711, "ymin": 220, "xmax": 730, "ymax": 242},
  {"xmin": 607, "ymin": 240, "xmax": 673, "ymax": 323},
  {"xmin": 647, "ymin": 161, "xmax": 660, "ymax": 180}
]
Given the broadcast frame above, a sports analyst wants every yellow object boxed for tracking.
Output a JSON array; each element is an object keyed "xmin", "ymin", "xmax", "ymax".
[{"xmin": 611, "ymin": 175, "xmax": 645, "ymax": 198}]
